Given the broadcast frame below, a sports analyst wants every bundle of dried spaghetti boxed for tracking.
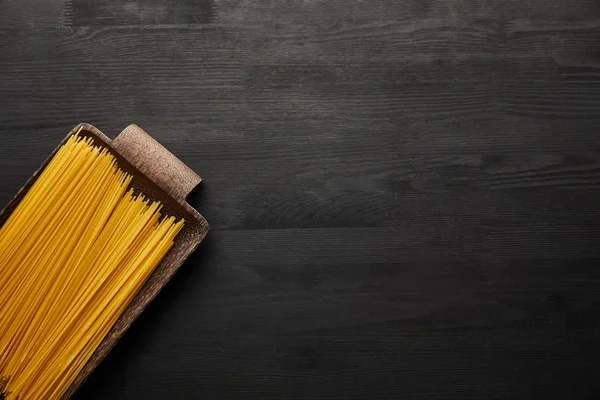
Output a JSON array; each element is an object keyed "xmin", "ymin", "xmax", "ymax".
[{"xmin": 0, "ymin": 133, "xmax": 184, "ymax": 399}]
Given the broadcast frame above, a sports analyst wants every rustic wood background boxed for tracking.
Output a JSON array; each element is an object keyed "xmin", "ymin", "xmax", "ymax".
[{"xmin": 2, "ymin": 0, "xmax": 600, "ymax": 398}]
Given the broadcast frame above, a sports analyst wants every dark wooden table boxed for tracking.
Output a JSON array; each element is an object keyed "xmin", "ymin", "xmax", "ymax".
[{"xmin": 2, "ymin": 1, "xmax": 600, "ymax": 398}]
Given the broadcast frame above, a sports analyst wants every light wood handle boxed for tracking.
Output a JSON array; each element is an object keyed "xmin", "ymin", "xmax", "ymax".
[{"xmin": 112, "ymin": 124, "xmax": 202, "ymax": 203}]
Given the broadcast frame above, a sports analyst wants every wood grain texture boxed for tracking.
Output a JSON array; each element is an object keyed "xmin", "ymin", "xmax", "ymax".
[
  {"xmin": 72, "ymin": 0, "xmax": 214, "ymax": 25},
  {"xmin": 0, "ymin": 0, "xmax": 72, "ymax": 28},
  {"xmin": 2, "ymin": 0, "xmax": 600, "ymax": 398},
  {"xmin": 113, "ymin": 124, "xmax": 203, "ymax": 202},
  {"xmin": 4, "ymin": 22, "xmax": 600, "ymax": 63}
]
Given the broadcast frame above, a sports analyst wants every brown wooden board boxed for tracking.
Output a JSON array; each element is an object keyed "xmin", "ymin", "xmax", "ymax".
[{"xmin": 0, "ymin": 123, "xmax": 209, "ymax": 398}]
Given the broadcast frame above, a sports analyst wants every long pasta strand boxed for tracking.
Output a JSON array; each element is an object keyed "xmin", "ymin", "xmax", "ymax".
[{"xmin": 0, "ymin": 133, "xmax": 185, "ymax": 399}]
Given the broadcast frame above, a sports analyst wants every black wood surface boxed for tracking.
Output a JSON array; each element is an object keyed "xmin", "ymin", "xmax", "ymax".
[{"xmin": 2, "ymin": 1, "xmax": 600, "ymax": 399}]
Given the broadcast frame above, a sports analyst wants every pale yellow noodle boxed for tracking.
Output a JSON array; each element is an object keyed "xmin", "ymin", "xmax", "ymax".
[{"xmin": 0, "ymin": 133, "xmax": 185, "ymax": 399}]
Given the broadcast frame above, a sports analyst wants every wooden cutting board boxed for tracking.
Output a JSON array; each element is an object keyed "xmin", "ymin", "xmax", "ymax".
[{"xmin": 0, "ymin": 123, "xmax": 209, "ymax": 398}]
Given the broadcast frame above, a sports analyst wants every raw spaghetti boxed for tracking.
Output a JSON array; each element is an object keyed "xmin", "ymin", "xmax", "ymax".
[{"xmin": 0, "ymin": 130, "xmax": 184, "ymax": 399}]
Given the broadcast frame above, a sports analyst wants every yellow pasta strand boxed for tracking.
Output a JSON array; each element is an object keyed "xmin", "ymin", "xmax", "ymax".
[{"xmin": 0, "ymin": 133, "xmax": 185, "ymax": 399}]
